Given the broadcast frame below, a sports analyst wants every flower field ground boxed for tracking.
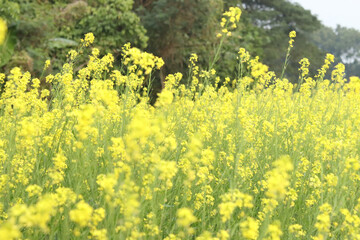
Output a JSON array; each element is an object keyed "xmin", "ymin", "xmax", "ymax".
[{"xmin": 1, "ymin": 8, "xmax": 360, "ymax": 240}]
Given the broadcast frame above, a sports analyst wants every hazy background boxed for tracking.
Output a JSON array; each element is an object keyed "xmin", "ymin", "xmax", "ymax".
[{"xmin": 291, "ymin": 0, "xmax": 360, "ymax": 30}]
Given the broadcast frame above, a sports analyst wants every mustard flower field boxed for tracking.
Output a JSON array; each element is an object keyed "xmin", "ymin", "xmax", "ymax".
[{"xmin": 1, "ymin": 7, "xmax": 360, "ymax": 240}]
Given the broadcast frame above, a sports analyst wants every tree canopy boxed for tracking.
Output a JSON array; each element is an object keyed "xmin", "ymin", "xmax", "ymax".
[
  {"xmin": 311, "ymin": 25, "xmax": 360, "ymax": 77},
  {"xmin": 0, "ymin": 0, "xmax": 147, "ymax": 74}
]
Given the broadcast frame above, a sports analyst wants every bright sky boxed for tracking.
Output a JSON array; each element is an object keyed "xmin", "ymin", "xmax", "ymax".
[{"xmin": 290, "ymin": 0, "xmax": 360, "ymax": 30}]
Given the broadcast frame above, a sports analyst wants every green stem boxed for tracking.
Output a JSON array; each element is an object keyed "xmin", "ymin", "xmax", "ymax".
[
  {"xmin": 209, "ymin": 36, "xmax": 226, "ymax": 72},
  {"xmin": 281, "ymin": 50, "xmax": 291, "ymax": 80}
]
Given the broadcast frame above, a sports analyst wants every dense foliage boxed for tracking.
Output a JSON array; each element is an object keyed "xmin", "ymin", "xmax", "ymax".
[
  {"xmin": 311, "ymin": 25, "xmax": 360, "ymax": 77},
  {"xmin": 2, "ymin": 0, "xmax": 360, "ymax": 83},
  {"xmin": 0, "ymin": 0, "xmax": 147, "ymax": 74}
]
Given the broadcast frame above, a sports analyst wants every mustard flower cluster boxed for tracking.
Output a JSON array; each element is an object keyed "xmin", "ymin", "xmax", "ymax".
[
  {"xmin": 288, "ymin": 30, "xmax": 296, "ymax": 47},
  {"xmin": 81, "ymin": 32, "xmax": 95, "ymax": 47},
  {"xmin": 299, "ymin": 58, "xmax": 310, "ymax": 78},
  {"xmin": 217, "ymin": 7, "xmax": 242, "ymax": 38},
  {"xmin": 316, "ymin": 53, "xmax": 335, "ymax": 80},
  {"xmin": 122, "ymin": 43, "xmax": 164, "ymax": 75}
]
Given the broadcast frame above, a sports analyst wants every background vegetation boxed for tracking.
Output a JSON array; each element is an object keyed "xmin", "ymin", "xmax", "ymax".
[{"xmin": 1, "ymin": 0, "xmax": 360, "ymax": 84}]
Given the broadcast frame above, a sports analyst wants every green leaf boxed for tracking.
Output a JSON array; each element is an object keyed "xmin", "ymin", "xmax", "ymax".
[{"xmin": 48, "ymin": 38, "xmax": 78, "ymax": 49}]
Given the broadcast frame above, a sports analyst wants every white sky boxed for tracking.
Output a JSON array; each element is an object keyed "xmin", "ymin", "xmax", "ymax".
[{"xmin": 290, "ymin": 0, "xmax": 360, "ymax": 30}]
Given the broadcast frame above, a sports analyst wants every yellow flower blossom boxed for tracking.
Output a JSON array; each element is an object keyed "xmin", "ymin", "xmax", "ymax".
[
  {"xmin": 177, "ymin": 207, "xmax": 197, "ymax": 228},
  {"xmin": 264, "ymin": 156, "xmax": 293, "ymax": 200},
  {"xmin": 81, "ymin": 32, "xmax": 95, "ymax": 47},
  {"xmin": 240, "ymin": 217, "xmax": 259, "ymax": 240},
  {"xmin": 0, "ymin": 222, "xmax": 21, "ymax": 240},
  {"xmin": 70, "ymin": 200, "xmax": 94, "ymax": 228}
]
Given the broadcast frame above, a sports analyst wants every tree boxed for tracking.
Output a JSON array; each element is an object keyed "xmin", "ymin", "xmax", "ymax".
[
  {"xmin": 1, "ymin": 0, "xmax": 148, "ymax": 74},
  {"xmin": 134, "ymin": 0, "xmax": 327, "ymax": 82},
  {"xmin": 311, "ymin": 25, "xmax": 360, "ymax": 77},
  {"xmin": 134, "ymin": 0, "xmax": 223, "ymax": 84},
  {"xmin": 226, "ymin": 0, "xmax": 325, "ymax": 82},
  {"xmin": 67, "ymin": 0, "xmax": 148, "ymax": 54}
]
